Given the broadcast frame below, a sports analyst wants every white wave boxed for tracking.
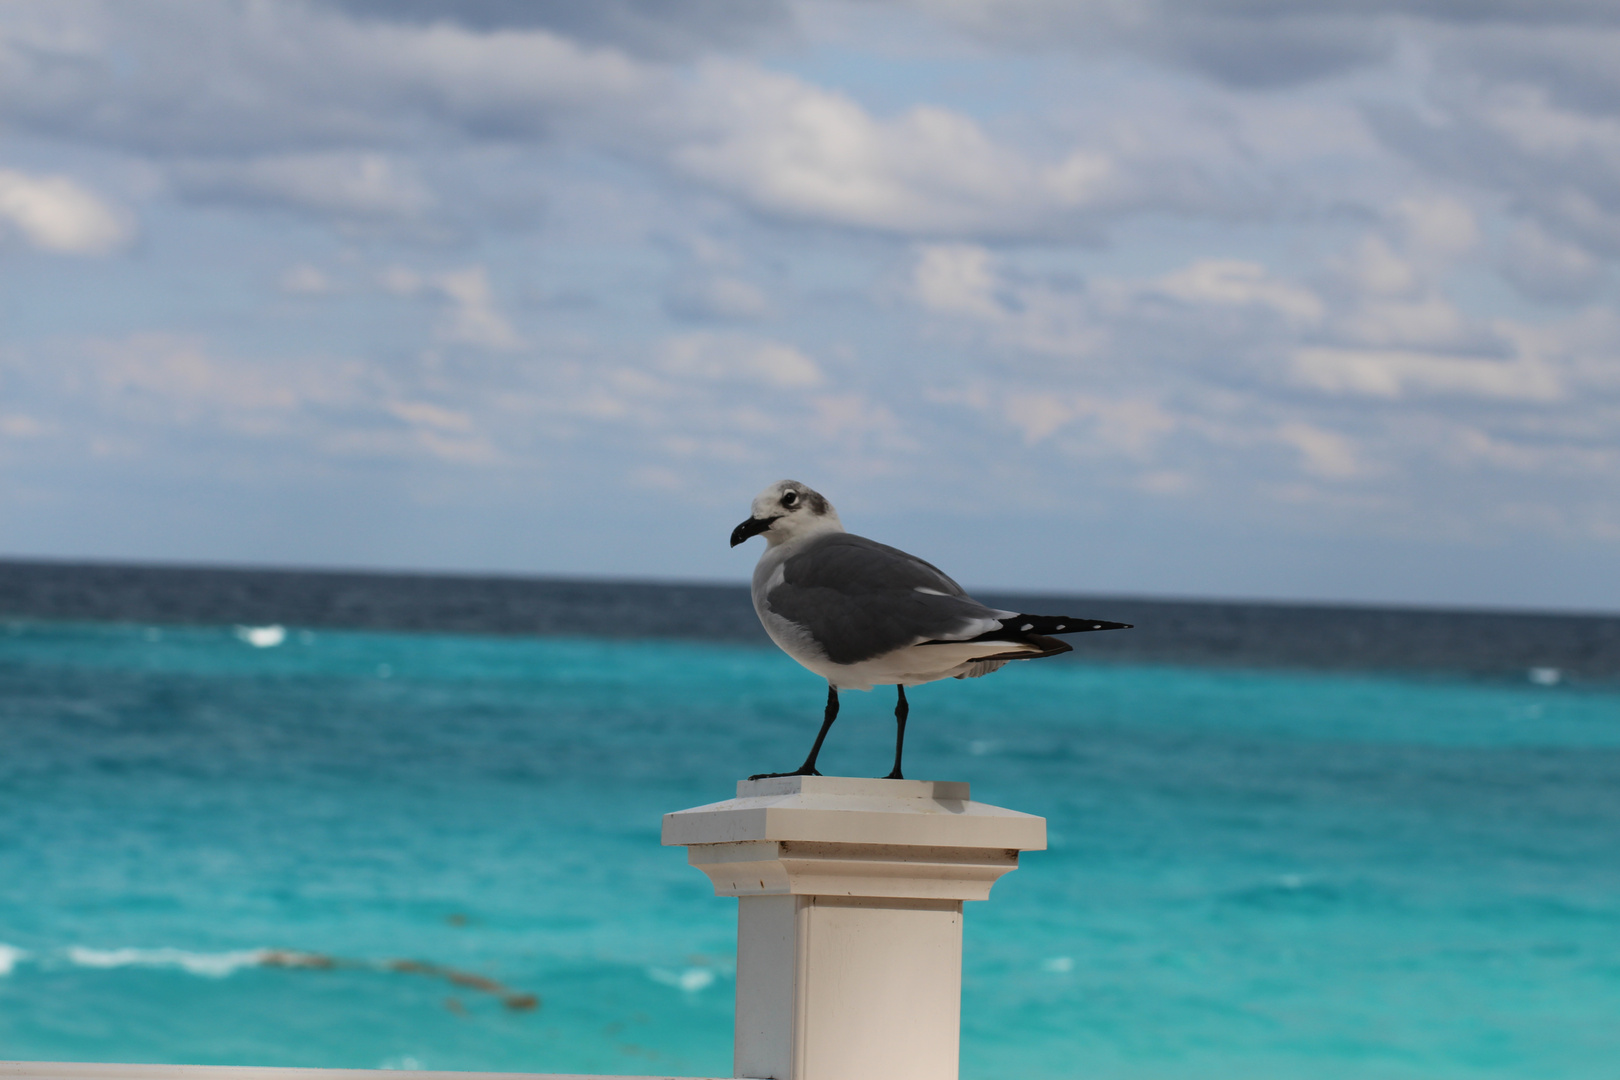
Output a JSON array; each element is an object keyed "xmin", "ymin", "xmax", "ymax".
[
  {"xmin": 67, "ymin": 946, "xmax": 270, "ymax": 978},
  {"xmin": 234, "ymin": 624, "xmax": 286, "ymax": 648},
  {"xmin": 0, "ymin": 943, "xmax": 28, "ymax": 976},
  {"xmin": 648, "ymin": 965, "xmax": 716, "ymax": 993}
]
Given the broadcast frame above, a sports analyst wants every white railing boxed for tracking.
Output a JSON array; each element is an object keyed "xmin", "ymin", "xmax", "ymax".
[
  {"xmin": 0, "ymin": 1067, "xmax": 710, "ymax": 1080},
  {"xmin": 5, "ymin": 776, "xmax": 1044, "ymax": 1080}
]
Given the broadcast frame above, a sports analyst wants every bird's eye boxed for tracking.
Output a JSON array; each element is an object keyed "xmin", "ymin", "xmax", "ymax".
[{"xmin": 782, "ymin": 491, "xmax": 798, "ymax": 507}]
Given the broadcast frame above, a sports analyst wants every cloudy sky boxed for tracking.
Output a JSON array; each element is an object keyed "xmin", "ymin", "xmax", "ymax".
[{"xmin": 2, "ymin": 1, "xmax": 1618, "ymax": 611}]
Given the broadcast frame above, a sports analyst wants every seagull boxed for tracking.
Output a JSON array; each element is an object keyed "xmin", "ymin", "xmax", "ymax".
[{"xmin": 731, "ymin": 479, "xmax": 1131, "ymax": 780}]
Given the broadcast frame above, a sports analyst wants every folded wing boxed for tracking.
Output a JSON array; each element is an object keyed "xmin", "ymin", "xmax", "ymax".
[
  {"xmin": 766, "ymin": 533, "xmax": 1131, "ymax": 668},
  {"xmin": 765, "ymin": 534, "xmax": 1013, "ymax": 665}
]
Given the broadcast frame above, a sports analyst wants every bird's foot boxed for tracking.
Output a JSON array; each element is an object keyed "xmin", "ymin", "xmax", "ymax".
[
  {"xmin": 880, "ymin": 770, "xmax": 904, "ymax": 780},
  {"xmin": 747, "ymin": 767, "xmax": 823, "ymax": 781}
]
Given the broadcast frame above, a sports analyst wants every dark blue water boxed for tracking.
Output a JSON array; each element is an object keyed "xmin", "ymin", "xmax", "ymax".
[{"xmin": 2, "ymin": 619, "xmax": 1618, "ymax": 1077}]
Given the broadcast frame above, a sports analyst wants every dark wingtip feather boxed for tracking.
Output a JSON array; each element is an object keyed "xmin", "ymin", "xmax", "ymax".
[{"xmin": 1014, "ymin": 614, "xmax": 1132, "ymax": 636}]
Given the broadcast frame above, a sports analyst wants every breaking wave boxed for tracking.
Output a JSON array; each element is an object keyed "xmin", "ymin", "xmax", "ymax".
[
  {"xmin": 66, "ymin": 946, "xmax": 272, "ymax": 978},
  {"xmin": 647, "ymin": 966, "xmax": 717, "ymax": 993}
]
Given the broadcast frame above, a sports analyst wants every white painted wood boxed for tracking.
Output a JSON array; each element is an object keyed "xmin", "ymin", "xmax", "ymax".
[
  {"xmin": 796, "ymin": 897, "xmax": 963, "ymax": 1080},
  {"xmin": 686, "ymin": 841, "xmax": 1019, "ymax": 902},
  {"xmin": 0, "ymin": 1066, "xmax": 716, "ymax": 1080},
  {"xmin": 661, "ymin": 777, "xmax": 1044, "ymax": 853},
  {"xmin": 664, "ymin": 777, "xmax": 1046, "ymax": 1080},
  {"xmin": 733, "ymin": 895, "xmax": 797, "ymax": 1080}
]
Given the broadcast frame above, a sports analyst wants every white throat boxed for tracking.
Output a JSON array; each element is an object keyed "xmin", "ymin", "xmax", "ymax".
[{"xmin": 763, "ymin": 510, "xmax": 844, "ymax": 548}]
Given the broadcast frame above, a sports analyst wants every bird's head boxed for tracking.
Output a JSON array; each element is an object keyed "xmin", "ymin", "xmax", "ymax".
[{"xmin": 730, "ymin": 479, "xmax": 843, "ymax": 548}]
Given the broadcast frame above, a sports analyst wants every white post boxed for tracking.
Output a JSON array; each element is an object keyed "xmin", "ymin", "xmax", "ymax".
[{"xmin": 663, "ymin": 776, "xmax": 1046, "ymax": 1080}]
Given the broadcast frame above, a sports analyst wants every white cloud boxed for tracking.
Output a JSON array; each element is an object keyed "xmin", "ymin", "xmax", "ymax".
[
  {"xmin": 911, "ymin": 1, "xmax": 1620, "ymax": 89},
  {"xmin": 380, "ymin": 266, "xmax": 424, "ymax": 294},
  {"xmin": 912, "ymin": 244, "xmax": 1004, "ymax": 318},
  {"xmin": 656, "ymin": 61, "xmax": 1197, "ymax": 238},
  {"xmin": 1002, "ymin": 393, "xmax": 1178, "ymax": 452},
  {"xmin": 434, "ymin": 266, "xmax": 524, "ymax": 350},
  {"xmin": 1394, "ymin": 196, "xmax": 1480, "ymax": 265},
  {"xmin": 1151, "ymin": 259, "xmax": 1324, "ymax": 324},
  {"xmin": 386, "ymin": 400, "xmax": 473, "ymax": 432},
  {"xmin": 279, "ymin": 264, "xmax": 338, "ymax": 295},
  {"xmin": 384, "ymin": 400, "xmax": 498, "ymax": 463},
  {"xmin": 0, "ymin": 3, "xmax": 650, "ymax": 155},
  {"xmin": 1330, "ymin": 198, "xmax": 1480, "ymax": 304},
  {"xmin": 907, "ymin": 244, "xmax": 1107, "ymax": 358},
  {"xmin": 1337, "ymin": 295, "xmax": 1476, "ymax": 350},
  {"xmin": 909, "ymin": 249, "xmax": 1330, "ymax": 363},
  {"xmin": 0, "ymin": 413, "xmax": 50, "ymax": 438},
  {"xmin": 314, "ymin": 0, "xmax": 795, "ymax": 60},
  {"xmin": 896, "ymin": 211, "xmax": 1620, "ymax": 539},
  {"xmin": 0, "ymin": 6, "xmax": 1164, "ymax": 242},
  {"xmin": 1, "ymin": 332, "xmax": 518, "ymax": 470},
  {"xmin": 1324, "ymin": 204, "xmax": 1497, "ymax": 351},
  {"xmin": 1336, "ymin": 235, "xmax": 1421, "ymax": 299},
  {"xmin": 665, "ymin": 275, "xmax": 771, "ymax": 320},
  {"xmin": 671, "ymin": 68, "xmax": 998, "ymax": 232},
  {"xmin": 804, "ymin": 392, "xmax": 908, "ymax": 449},
  {"xmin": 0, "ymin": 167, "xmax": 133, "ymax": 254},
  {"xmin": 1277, "ymin": 421, "xmax": 1360, "ymax": 479},
  {"xmin": 172, "ymin": 152, "xmax": 435, "ymax": 220},
  {"xmin": 74, "ymin": 334, "xmax": 357, "ymax": 420},
  {"xmin": 1292, "ymin": 347, "xmax": 1563, "ymax": 401},
  {"xmin": 659, "ymin": 333, "xmax": 823, "ymax": 388},
  {"xmin": 383, "ymin": 265, "xmax": 523, "ymax": 349},
  {"xmin": 0, "ymin": 3, "xmax": 1364, "ymax": 243},
  {"xmin": 1373, "ymin": 82, "xmax": 1620, "ymax": 258},
  {"xmin": 1499, "ymin": 221, "xmax": 1610, "ymax": 302},
  {"xmin": 3, "ymin": 0, "xmax": 1620, "ymax": 597}
]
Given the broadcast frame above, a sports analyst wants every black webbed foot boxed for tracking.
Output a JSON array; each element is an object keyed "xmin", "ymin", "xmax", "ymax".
[{"xmin": 747, "ymin": 767, "xmax": 823, "ymax": 781}]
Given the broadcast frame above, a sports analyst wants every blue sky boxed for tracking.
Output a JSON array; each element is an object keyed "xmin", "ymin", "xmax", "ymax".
[{"xmin": 2, "ymin": 1, "xmax": 1618, "ymax": 611}]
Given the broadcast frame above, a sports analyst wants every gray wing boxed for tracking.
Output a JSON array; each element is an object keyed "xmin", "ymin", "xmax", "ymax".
[{"xmin": 764, "ymin": 533, "xmax": 1008, "ymax": 665}]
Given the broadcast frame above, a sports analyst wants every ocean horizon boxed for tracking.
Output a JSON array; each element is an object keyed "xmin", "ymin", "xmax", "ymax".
[
  {"xmin": 4, "ymin": 557, "xmax": 1619, "ymax": 682},
  {"xmin": 2, "ymin": 563, "xmax": 1618, "ymax": 1077}
]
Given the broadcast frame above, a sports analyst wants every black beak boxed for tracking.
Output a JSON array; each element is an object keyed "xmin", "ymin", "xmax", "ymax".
[{"xmin": 730, "ymin": 516, "xmax": 775, "ymax": 547}]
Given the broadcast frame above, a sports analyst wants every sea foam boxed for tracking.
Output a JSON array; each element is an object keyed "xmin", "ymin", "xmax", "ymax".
[
  {"xmin": 234, "ymin": 625, "xmax": 286, "ymax": 648},
  {"xmin": 647, "ymin": 966, "xmax": 716, "ymax": 993},
  {"xmin": 66, "ymin": 946, "xmax": 271, "ymax": 978}
]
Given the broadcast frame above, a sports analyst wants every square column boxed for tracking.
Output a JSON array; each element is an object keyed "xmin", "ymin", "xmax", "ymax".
[{"xmin": 663, "ymin": 777, "xmax": 1046, "ymax": 1080}]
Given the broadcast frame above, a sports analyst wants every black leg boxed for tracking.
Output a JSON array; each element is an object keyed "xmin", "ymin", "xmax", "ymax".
[
  {"xmin": 749, "ymin": 685, "xmax": 839, "ymax": 780},
  {"xmin": 797, "ymin": 685, "xmax": 840, "ymax": 774},
  {"xmin": 883, "ymin": 685, "xmax": 908, "ymax": 780}
]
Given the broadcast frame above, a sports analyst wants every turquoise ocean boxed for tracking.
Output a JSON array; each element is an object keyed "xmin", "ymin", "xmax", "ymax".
[{"xmin": 2, "ymin": 616, "xmax": 1619, "ymax": 1078}]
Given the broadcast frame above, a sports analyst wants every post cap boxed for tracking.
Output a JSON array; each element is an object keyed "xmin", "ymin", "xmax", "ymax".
[
  {"xmin": 737, "ymin": 776, "xmax": 970, "ymax": 801},
  {"xmin": 662, "ymin": 775, "xmax": 1046, "ymax": 852}
]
